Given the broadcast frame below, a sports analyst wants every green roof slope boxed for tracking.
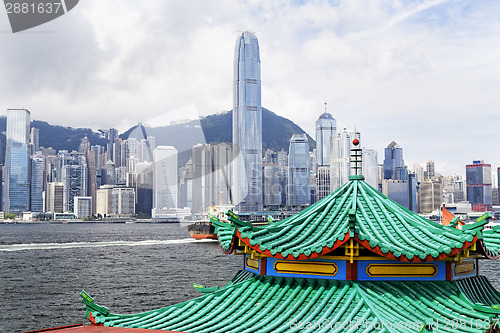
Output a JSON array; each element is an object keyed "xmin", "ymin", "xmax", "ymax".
[
  {"xmin": 215, "ymin": 177, "xmax": 486, "ymax": 262},
  {"xmin": 82, "ymin": 272, "xmax": 500, "ymax": 333},
  {"xmin": 478, "ymin": 226, "xmax": 500, "ymax": 259}
]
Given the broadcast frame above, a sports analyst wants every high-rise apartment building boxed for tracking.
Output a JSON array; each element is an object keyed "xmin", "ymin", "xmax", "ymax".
[
  {"xmin": 466, "ymin": 161, "xmax": 492, "ymax": 211},
  {"xmin": 315, "ymin": 110, "xmax": 336, "ymax": 167},
  {"xmin": 287, "ymin": 134, "xmax": 310, "ymax": 206},
  {"xmin": 153, "ymin": 146, "xmax": 178, "ymax": 210},
  {"xmin": 4, "ymin": 108, "xmax": 30, "ymax": 214},
  {"xmin": 232, "ymin": 31, "xmax": 263, "ymax": 213}
]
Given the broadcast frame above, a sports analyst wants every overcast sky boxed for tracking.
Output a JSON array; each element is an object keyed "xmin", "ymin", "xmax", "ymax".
[{"xmin": 1, "ymin": 0, "xmax": 499, "ymax": 176}]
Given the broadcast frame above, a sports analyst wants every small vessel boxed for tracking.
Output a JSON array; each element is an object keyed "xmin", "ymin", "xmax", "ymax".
[
  {"xmin": 188, "ymin": 204, "xmax": 237, "ymax": 240},
  {"xmin": 187, "ymin": 220, "xmax": 217, "ymax": 239}
]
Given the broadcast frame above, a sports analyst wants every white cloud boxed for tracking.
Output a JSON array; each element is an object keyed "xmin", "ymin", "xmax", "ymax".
[{"xmin": 0, "ymin": 0, "xmax": 499, "ymax": 175}]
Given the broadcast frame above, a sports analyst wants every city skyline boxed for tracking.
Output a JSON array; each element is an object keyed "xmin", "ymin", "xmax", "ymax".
[{"xmin": 1, "ymin": 1, "xmax": 500, "ymax": 176}]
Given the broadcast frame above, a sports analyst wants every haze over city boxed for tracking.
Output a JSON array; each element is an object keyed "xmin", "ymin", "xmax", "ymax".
[{"xmin": 1, "ymin": 0, "xmax": 499, "ymax": 175}]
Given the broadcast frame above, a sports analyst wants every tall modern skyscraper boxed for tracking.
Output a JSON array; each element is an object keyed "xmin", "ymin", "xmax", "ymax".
[
  {"xmin": 4, "ymin": 108, "xmax": 30, "ymax": 214},
  {"xmin": 153, "ymin": 146, "xmax": 178, "ymax": 211},
  {"xmin": 315, "ymin": 108, "xmax": 336, "ymax": 167},
  {"xmin": 61, "ymin": 154, "xmax": 88, "ymax": 212},
  {"xmin": 314, "ymin": 108, "xmax": 336, "ymax": 202},
  {"xmin": 232, "ymin": 31, "xmax": 263, "ymax": 213},
  {"xmin": 287, "ymin": 134, "xmax": 311, "ymax": 206},
  {"xmin": 466, "ymin": 160, "xmax": 492, "ymax": 212},
  {"xmin": 30, "ymin": 155, "xmax": 44, "ymax": 212},
  {"xmin": 330, "ymin": 129, "xmax": 360, "ymax": 192},
  {"xmin": 426, "ymin": 160, "xmax": 436, "ymax": 180},
  {"xmin": 381, "ymin": 141, "xmax": 416, "ymax": 211},
  {"xmin": 362, "ymin": 148, "xmax": 379, "ymax": 189},
  {"xmin": 383, "ymin": 141, "xmax": 407, "ymax": 181}
]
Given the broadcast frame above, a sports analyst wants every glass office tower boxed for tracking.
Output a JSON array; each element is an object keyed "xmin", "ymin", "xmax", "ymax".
[
  {"xmin": 4, "ymin": 108, "xmax": 30, "ymax": 214},
  {"xmin": 232, "ymin": 32, "xmax": 263, "ymax": 213},
  {"xmin": 466, "ymin": 160, "xmax": 492, "ymax": 212},
  {"xmin": 287, "ymin": 134, "xmax": 310, "ymax": 206},
  {"xmin": 315, "ymin": 111, "xmax": 336, "ymax": 167}
]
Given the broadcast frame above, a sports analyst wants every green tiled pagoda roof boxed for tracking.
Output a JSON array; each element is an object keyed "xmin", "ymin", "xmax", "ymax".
[
  {"xmin": 82, "ymin": 271, "xmax": 500, "ymax": 333},
  {"xmin": 214, "ymin": 177, "xmax": 486, "ymax": 262},
  {"xmin": 479, "ymin": 226, "xmax": 500, "ymax": 259}
]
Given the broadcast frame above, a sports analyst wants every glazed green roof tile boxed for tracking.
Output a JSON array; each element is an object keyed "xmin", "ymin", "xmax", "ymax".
[
  {"xmin": 82, "ymin": 272, "xmax": 500, "ymax": 333},
  {"xmin": 478, "ymin": 225, "xmax": 500, "ymax": 258},
  {"xmin": 214, "ymin": 178, "xmax": 486, "ymax": 261}
]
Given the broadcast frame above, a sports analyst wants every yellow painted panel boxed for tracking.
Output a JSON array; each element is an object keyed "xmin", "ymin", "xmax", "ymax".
[
  {"xmin": 454, "ymin": 261, "xmax": 475, "ymax": 276},
  {"xmin": 366, "ymin": 264, "xmax": 437, "ymax": 277},
  {"xmin": 274, "ymin": 261, "xmax": 338, "ymax": 276},
  {"xmin": 246, "ymin": 258, "xmax": 259, "ymax": 270}
]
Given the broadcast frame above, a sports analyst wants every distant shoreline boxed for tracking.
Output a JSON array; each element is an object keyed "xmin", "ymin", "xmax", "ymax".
[{"xmin": 0, "ymin": 219, "xmax": 190, "ymax": 224}]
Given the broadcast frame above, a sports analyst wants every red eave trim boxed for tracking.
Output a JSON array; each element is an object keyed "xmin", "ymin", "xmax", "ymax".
[
  {"xmin": 236, "ymin": 229, "xmax": 351, "ymax": 260},
  {"xmin": 354, "ymin": 235, "xmax": 478, "ymax": 262}
]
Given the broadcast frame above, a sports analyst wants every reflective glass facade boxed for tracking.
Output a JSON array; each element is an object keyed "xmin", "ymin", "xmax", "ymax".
[
  {"xmin": 232, "ymin": 32, "xmax": 263, "ymax": 213},
  {"xmin": 153, "ymin": 146, "xmax": 178, "ymax": 209},
  {"xmin": 287, "ymin": 134, "xmax": 310, "ymax": 206},
  {"xmin": 383, "ymin": 141, "xmax": 407, "ymax": 180},
  {"xmin": 4, "ymin": 109, "xmax": 30, "ymax": 214},
  {"xmin": 6, "ymin": 142, "xmax": 29, "ymax": 214},
  {"xmin": 315, "ymin": 112, "xmax": 336, "ymax": 167},
  {"xmin": 466, "ymin": 161, "xmax": 492, "ymax": 211},
  {"xmin": 30, "ymin": 156, "xmax": 44, "ymax": 212}
]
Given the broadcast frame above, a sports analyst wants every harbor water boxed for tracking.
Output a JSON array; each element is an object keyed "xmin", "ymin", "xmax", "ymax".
[
  {"xmin": 1, "ymin": 222, "xmax": 500, "ymax": 333},
  {"xmin": 0, "ymin": 223, "xmax": 240, "ymax": 332}
]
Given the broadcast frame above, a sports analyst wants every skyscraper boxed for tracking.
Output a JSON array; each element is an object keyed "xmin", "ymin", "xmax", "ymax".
[
  {"xmin": 426, "ymin": 160, "xmax": 436, "ymax": 180},
  {"xmin": 61, "ymin": 154, "xmax": 88, "ymax": 212},
  {"xmin": 232, "ymin": 31, "xmax": 263, "ymax": 213},
  {"xmin": 153, "ymin": 146, "xmax": 178, "ymax": 211},
  {"xmin": 287, "ymin": 134, "xmax": 310, "ymax": 206},
  {"xmin": 30, "ymin": 155, "xmax": 44, "ymax": 212},
  {"xmin": 315, "ymin": 108, "xmax": 336, "ymax": 167},
  {"xmin": 45, "ymin": 182, "xmax": 64, "ymax": 213},
  {"xmin": 362, "ymin": 148, "xmax": 378, "ymax": 189},
  {"xmin": 466, "ymin": 160, "xmax": 492, "ymax": 212},
  {"xmin": 192, "ymin": 143, "xmax": 232, "ymax": 213},
  {"xmin": 4, "ymin": 108, "xmax": 30, "ymax": 214},
  {"xmin": 330, "ymin": 129, "xmax": 360, "ymax": 192},
  {"xmin": 381, "ymin": 141, "xmax": 416, "ymax": 211},
  {"xmin": 314, "ymin": 109, "xmax": 336, "ymax": 202},
  {"xmin": 383, "ymin": 141, "xmax": 407, "ymax": 180}
]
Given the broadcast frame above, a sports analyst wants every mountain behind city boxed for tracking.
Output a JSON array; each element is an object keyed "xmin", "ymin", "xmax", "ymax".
[{"xmin": 0, "ymin": 108, "xmax": 314, "ymax": 165}]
